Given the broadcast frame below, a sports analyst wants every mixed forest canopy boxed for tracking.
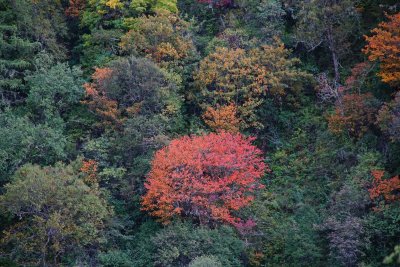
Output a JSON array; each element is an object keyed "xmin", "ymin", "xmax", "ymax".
[{"xmin": 0, "ymin": 0, "xmax": 400, "ymax": 266}]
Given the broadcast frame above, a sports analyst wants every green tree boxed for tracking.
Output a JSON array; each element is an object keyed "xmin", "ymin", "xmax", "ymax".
[
  {"xmin": 295, "ymin": 0, "xmax": 360, "ymax": 83},
  {"xmin": 26, "ymin": 53, "xmax": 84, "ymax": 122},
  {"xmin": 130, "ymin": 222, "xmax": 244, "ymax": 267},
  {"xmin": 0, "ymin": 111, "xmax": 67, "ymax": 182},
  {"xmin": 0, "ymin": 161, "xmax": 112, "ymax": 266},
  {"xmin": 0, "ymin": 0, "xmax": 38, "ymax": 106},
  {"xmin": 189, "ymin": 255, "xmax": 223, "ymax": 267}
]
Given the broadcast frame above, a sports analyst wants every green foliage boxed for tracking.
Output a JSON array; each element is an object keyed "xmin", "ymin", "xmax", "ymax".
[
  {"xmin": 189, "ymin": 255, "xmax": 223, "ymax": 267},
  {"xmin": 0, "ymin": 0, "xmax": 399, "ymax": 266},
  {"xmin": 0, "ymin": 161, "xmax": 112, "ymax": 266},
  {"xmin": 129, "ymin": 221, "xmax": 244, "ymax": 267},
  {"xmin": 105, "ymin": 56, "xmax": 182, "ymax": 117},
  {"xmin": 384, "ymin": 245, "xmax": 400, "ymax": 265},
  {"xmin": 294, "ymin": 0, "xmax": 360, "ymax": 81},
  {"xmin": 26, "ymin": 53, "xmax": 84, "ymax": 122},
  {"xmin": 0, "ymin": 111, "xmax": 67, "ymax": 182},
  {"xmin": 98, "ymin": 250, "xmax": 135, "ymax": 267},
  {"xmin": 0, "ymin": 0, "xmax": 38, "ymax": 105}
]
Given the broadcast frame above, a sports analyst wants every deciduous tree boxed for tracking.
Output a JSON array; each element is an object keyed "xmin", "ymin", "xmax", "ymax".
[
  {"xmin": 369, "ymin": 170, "xmax": 400, "ymax": 202},
  {"xmin": 376, "ymin": 91, "xmax": 400, "ymax": 142},
  {"xmin": 120, "ymin": 10, "xmax": 197, "ymax": 72},
  {"xmin": 194, "ymin": 39, "xmax": 308, "ymax": 128},
  {"xmin": 0, "ymin": 161, "xmax": 111, "ymax": 266},
  {"xmin": 328, "ymin": 93, "xmax": 379, "ymax": 138},
  {"xmin": 295, "ymin": 0, "xmax": 360, "ymax": 83},
  {"xmin": 142, "ymin": 131, "xmax": 268, "ymax": 225},
  {"xmin": 202, "ymin": 103, "xmax": 240, "ymax": 132},
  {"xmin": 83, "ymin": 57, "xmax": 182, "ymax": 130},
  {"xmin": 0, "ymin": 111, "xmax": 67, "ymax": 182},
  {"xmin": 364, "ymin": 13, "xmax": 400, "ymax": 87}
]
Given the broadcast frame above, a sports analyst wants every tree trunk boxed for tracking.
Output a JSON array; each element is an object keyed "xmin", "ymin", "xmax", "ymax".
[
  {"xmin": 327, "ymin": 28, "xmax": 340, "ymax": 84},
  {"xmin": 331, "ymin": 49, "xmax": 340, "ymax": 84}
]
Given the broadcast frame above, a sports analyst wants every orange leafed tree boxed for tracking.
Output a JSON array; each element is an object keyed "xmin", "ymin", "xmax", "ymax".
[
  {"xmin": 194, "ymin": 39, "xmax": 309, "ymax": 129},
  {"xmin": 363, "ymin": 13, "xmax": 400, "ymax": 87},
  {"xmin": 80, "ymin": 159, "xmax": 98, "ymax": 185},
  {"xmin": 141, "ymin": 131, "xmax": 268, "ymax": 225},
  {"xmin": 202, "ymin": 103, "xmax": 241, "ymax": 132},
  {"xmin": 82, "ymin": 67, "xmax": 122, "ymax": 130},
  {"xmin": 369, "ymin": 170, "xmax": 400, "ymax": 202}
]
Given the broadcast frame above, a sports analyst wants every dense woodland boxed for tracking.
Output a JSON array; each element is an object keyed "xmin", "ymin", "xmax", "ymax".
[{"xmin": 0, "ymin": 0, "xmax": 400, "ymax": 266}]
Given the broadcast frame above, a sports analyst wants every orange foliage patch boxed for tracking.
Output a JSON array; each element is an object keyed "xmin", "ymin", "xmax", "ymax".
[
  {"xmin": 369, "ymin": 170, "xmax": 400, "ymax": 202},
  {"xmin": 141, "ymin": 131, "xmax": 268, "ymax": 225},
  {"xmin": 364, "ymin": 13, "xmax": 400, "ymax": 87},
  {"xmin": 80, "ymin": 159, "xmax": 98, "ymax": 185},
  {"xmin": 202, "ymin": 103, "xmax": 241, "ymax": 132},
  {"xmin": 82, "ymin": 68, "xmax": 123, "ymax": 130}
]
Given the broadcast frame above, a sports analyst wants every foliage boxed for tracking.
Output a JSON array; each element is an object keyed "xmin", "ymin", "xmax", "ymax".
[
  {"xmin": 142, "ymin": 131, "xmax": 267, "ymax": 225},
  {"xmin": 317, "ymin": 184, "xmax": 369, "ymax": 266},
  {"xmin": 242, "ymin": 0, "xmax": 285, "ymax": 42},
  {"xmin": 189, "ymin": 255, "xmax": 223, "ymax": 267},
  {"xmin": 0, "ymin": 161, "xmax": 111, "ymax": 266},
  {"xmin": 26, "ymin": 54, "xmax": 84, "ymax": 122},
  {"xmin": 0, "ymin": 0, "xmax": 39, "ymax": 106},
  {"xmin": 295, "ymin": 0, "xmax": 360, "ymax": 82},
  {"xmin": 0, "ymin": 111, "xmax": 67, "ymax": 182},
  {"xmin": 83, "ymin": 56, "xmax": 182, "ymax": 130},
  {"xmin": 364, "ymin": 12, "xmax": 400, "ymax": 87},
  {"xmin": 369, "ymin": 170, "xmax": 400, "ymax": 203},
  {"xmin": 197, "ymin": 0, "xmax": 232, "ymax": 8},
  {"xmin": 1, "ymin": 0, "xmax": 400, "ymax": 266},
  {"xmin": 376, "ymin": 91, "xmax": 400, "ymax": 142},
  {"xmin": 194, "ymin": 39, "xmax": 309, "ymax": 128},
  {"xmin": 149, "ymin": 222, "xmax": 244, "ymax": 266},
  {"xmin": 120, "ymin": 10, "xmax": 197, "ymax": 72},
  {"xmin": 202, "ymin": 103, "xmax": 240, "ymax": 132},
  {"xmin": 328, "ymin": 93, "xmax": 379, "ymax": 138},
  {"xmin": 384, "ymin": 245, "xmax": 400, "ymax": 264}
]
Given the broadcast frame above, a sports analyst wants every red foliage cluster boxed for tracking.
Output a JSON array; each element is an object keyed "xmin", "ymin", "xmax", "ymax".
[
  {"xmin": 141, "ymin": 131, "xmax": 268, "ymax": 225},
  {"xmin": 65, "ymin": 0, "xmax": 86, "ymax": 17},
  {"xmin": 344, "ymin": 62, "xmax": 372, "ymax": 91},
  {"xmin": 369, "ymin": 170, "xmax": 400, "ymax": 202}
]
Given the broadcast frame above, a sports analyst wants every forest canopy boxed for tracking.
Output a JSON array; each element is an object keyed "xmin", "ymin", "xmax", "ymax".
[{"xmin": 0, "ymin": 0, "xmax": 399, "ymax": 266}]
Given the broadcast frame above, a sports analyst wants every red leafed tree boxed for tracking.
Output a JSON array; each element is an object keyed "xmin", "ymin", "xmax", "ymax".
[
  {"xmin": 369, "ymin": 170, "xmax": 400, "ymax": 202},
  {"xmin": 141, "ymin": 131, "xmax": 268, "ymax": 225},
  {"xmin": 65, "ymin": 0, "xmax": 86, "ymax": 17}
]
